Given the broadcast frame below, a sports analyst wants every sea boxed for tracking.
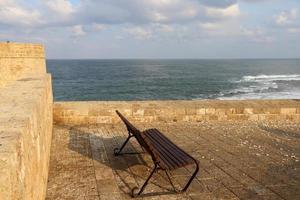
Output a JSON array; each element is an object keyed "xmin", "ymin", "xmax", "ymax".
[{"xmin": 46, "ymin": 59, "xmax": 300, "ymax": 101}]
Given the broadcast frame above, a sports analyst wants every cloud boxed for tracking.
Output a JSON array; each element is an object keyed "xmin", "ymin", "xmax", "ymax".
[
  {"xmin": 198, "ymin": 22, "xmax": 220, "ymax": 30},
  {"xmin": 0, "ymin": 0, "xmax": 243, "ymax": 31},
  {"xmin": 92, "ymin": 23, "xmax": 106, "ymax": 31},
  {"xmin": 44, "ymin": 0, "xmax": 74, "ymax": 16},
  {"xmin": 1, "ymin": 0, "xmax": 299, "ymax": 58},
  {"xmin": 75, "ymin": 0, "xmax": 241, "ymax": 25},
  {"xmin": 273, "ymin": 8, "xmax": 300, "ymax": 35},
  {"xmin": 125, "ymin": 26, "xmax": 153, "ymax": 40},
  {"xmin": 0, "ymin": 0, "xmax": 42, "ymax": 26},
  {"xmin": 71, "ymin": 25, "xmax": 86, "ymax": 36},
  {"xmin": 197, "ymin": 0, "xmax": 237, "ymax": 8},
  {"xmin": 205, "ymin": 4, "xmax": 240, "ymax": 18},
  {"xmin": 288, "ymin": 27, "xmax": 300, "ymax": 33},
  {"xmin": 275, "ymin": 8, "xmax": 298, "ymax": 26},
  {"xmin": 240, "ymin": 27, "xmax": 274, "ymax": 43}
]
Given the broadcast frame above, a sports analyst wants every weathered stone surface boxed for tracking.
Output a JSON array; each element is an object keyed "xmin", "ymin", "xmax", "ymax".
[
  {"xmin": 53, "ymin": 100, "xmax": 300, "ymax": 125},
  {"xmin": 47, "ymin": 122, "xmax": 300, "ymax": 200},
  {"xmin": 0, "ymin": 43, "xmax": 53, "ymax": 200},
  {"xmin": 0, "ymin": 42, "xmax": 46, "ymax": 87}
]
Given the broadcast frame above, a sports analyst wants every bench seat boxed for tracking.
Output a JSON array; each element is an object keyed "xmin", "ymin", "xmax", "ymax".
[{"xmin": 142, "ymin": 128, "xmax": 195, "ymax": 170}]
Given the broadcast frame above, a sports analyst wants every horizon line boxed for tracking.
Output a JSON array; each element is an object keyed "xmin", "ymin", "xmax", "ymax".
[{"xmin": 46, "ymin": 57, "xmax": 300, "ymax": 60}]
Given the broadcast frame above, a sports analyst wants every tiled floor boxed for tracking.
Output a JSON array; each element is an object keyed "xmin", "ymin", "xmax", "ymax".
[{"xmin": 46, "ymin": 121, "xmax": 300, "ymax": 200}]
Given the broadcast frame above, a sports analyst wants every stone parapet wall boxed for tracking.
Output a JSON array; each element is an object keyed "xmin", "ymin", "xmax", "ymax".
[
  {"xmin": 54, "ymin": 100, "xmax": 300, "ymax": 125},
  {"xmin": 0, "ymin": 43, "xmax": 53, "ymax": 200},
  {"xmin": 0, "ymin": 42, "xmax": 46, "ymax": 87}
]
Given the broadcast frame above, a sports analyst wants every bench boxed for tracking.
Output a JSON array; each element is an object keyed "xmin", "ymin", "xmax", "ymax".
[{"xmin": 114, "ymin": 110, "xmax": 199, "ymax": 197}]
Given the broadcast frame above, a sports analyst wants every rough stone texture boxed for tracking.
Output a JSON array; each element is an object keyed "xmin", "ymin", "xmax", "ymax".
[
  {"xmin": 0, "ymin": 42, "xmax": 46, "ymax": 87},
  {"xmin": 46, "ymin": 121, "xmax": 300, "ymax": 199},
  {"xmin": 53, "ymin": 100, "xmax": 300, "ymax": 125},
  {"xmin": 0, "ymin": 43, "xmax": 53, "ymax": 200}
]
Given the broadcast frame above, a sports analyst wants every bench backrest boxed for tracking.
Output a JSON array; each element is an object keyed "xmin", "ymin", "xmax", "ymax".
[{"xmin": 116, "ymin": 110, "xmax": 151, "ymax": 153}]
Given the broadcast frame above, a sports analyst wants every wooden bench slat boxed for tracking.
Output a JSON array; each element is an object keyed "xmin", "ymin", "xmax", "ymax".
[
  {"xmin": 143, "ymin": 131, "xmax": 182, "ymax": 170},
  {"xmin": 145, "ymin": 134, "xmax": 186, "ymax": 168},
  {"xmin": 146, "ymin": 129, "xmax": 194, "ymax": 165},
  {"xmin": 142, "ymin": 129, "xmax": 195, "ymax": 170},
  {"xmin": 143, "ymin": 129, "xmax": 191, "ymax": 167}
]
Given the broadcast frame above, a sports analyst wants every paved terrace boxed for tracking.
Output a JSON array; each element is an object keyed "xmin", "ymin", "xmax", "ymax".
[{"xmin": 46, "ymin": 121, "xmax": 300, "ymax": 200}]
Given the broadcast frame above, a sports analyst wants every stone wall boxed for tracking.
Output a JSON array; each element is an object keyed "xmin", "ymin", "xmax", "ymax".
[
  {"xmin": 54, "ymin": 100, "xmax": 300, "ymax": 125},
  {"xmin": 0, "ymin": 42, "xmax": 53, "ymax": 200},
  {"xmin": 0, "ymin": 42, "xmax": 46, "ymax": 87}
]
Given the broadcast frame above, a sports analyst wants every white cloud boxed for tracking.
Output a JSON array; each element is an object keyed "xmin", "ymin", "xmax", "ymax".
[
  {"xmin": 92, "ymin": 23, "xmax": 106, "ymax": 31},
  {"xmin": 240, "ymin": 27, "xmax": 274, "ymax": 43},
  {"xmin": 72, "ymin": 25, "xmax": 86, "ymax": 36},
  {"xmin": 198, "ymin": 22, "xmax": 220, "ymax": 30},
  {"xmin": 1, "ymin": 0, "xmax": 298, "ymax": 59},
  {"xmin": 45, "ymin": 0, "xmax": 74, "ymax": 16},
  {"xmin": 274, "ymin": 8, "xmax": 300, "ymax": 35},
  {"xmin": 125, "ymin": 26, "xmax": 153, "ymax": 40},
  {"xmin": 206, "ymin": 4, "xmax": 241, "ymax": 18},
  {"xmin": 288, "ymin": 27, "xmax": 300, "ymax": 33},
  {"xmin": 147, "ymin": 0, "xmax": 176, "ymax": 7},
  {"xmin": 147, "ymin": 11, "xmax": 169, "ymax": 23},
  {"xmin": 275, "ymin": 8, "xmax": 298, "ymax": 26},
  {"xmin": 179, "ymin": 7, "xmax": 198, "ymax": 18},
  {"xmin": 75, "ymin": 0, "xmax": 241, "ymax": 25},
  {"xmin": 0, "ymin": 0, "xmax": 42, "ymax": 26},
  {"xmin": 154, "ymin": 24, "xmax": 174, "ymax": 33}
]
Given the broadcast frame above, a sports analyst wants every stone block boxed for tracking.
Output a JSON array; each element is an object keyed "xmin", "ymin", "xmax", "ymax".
[
  {"xmin": 253, "ymin": 108, "xmax": 264, "ymax": 114},
  {"xmin": 208, "ymin": 115, "xmax": 218, "ymax": 120},
  {"xmin": 243, "ymin": 108, "xmax": 253, "ymax": 114},
  {"xmin": 265, "ymin": 114, "xmax": 281, "ymax": 121},
  {"xmin": 0, "ymin": 42, "xmax": 46, "ymax": 87},
  {"xmin": 217, "ymin": 115, "xmax": 228, "ymax": 121},
  {"xmin": 258, "ymin": 114, "xmax": 268, "ymax": 121},
  {"xmin": 225, "ymin": 108, "xmax": 235, "ymax": 114},
  {"xmin": 215, "ymin": 108, "xmax": 226, "ymax": 115},
  {"xmin": 264, "ymin": 108, "xmax": 281, "ymax": 114},
  {"xmin": 88, "ymin": 109, "xmax": 113, "ymax": 116},
  {"xmin": 248, "ymin": 115, "xmax": 259, "ymax": 121},
  {"xmin": 205, "ymin": 108, "xmax": 215, "ymax": 115},
  {"xmin": 185, "ymin": 107, "xmax": 197, "ymax": 115},
  {"xmin": 280, "ymin": 108, "xmax": 297, "ymax": 115},
  {"xmin": 197, "ymin": 108, "xmax": 206, "ymax": 115},
  {"xmin": 233, "ymin": 107, "xmax": 244, "ymax": 114}
]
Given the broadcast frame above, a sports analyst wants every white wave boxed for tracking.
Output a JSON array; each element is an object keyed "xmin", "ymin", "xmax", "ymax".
[
  {"xmin": 222, "ymin": 82, "xmax": 278, "ymax": 96},
  {"xmin": 238, "ymin": 74, "xmax": 300, "ymax": 82},
  {"xmin": 218, "ymin": 90, "xmax": 300, "ymax": 100}
]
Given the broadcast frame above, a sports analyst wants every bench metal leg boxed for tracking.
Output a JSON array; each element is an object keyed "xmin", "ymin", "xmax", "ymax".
[
  {"xmin": 165, "ymin": 171, "xmax": 177, "ymax": 192},
  {"xmin": 132, "ymin": 164, "xmax": 157, "ymax": 197},
  {"xmin": 114, "ymin": 132, "xmax": 133, "ymax": 156},
  {"xmin": 181, "ymin": 160, "xmax": 199, "ymax": 192}
]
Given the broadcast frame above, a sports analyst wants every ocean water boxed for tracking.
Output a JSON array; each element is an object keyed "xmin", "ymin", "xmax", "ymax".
[{"xmin": 46, "ymin": 59, "xmax": 300, "ymax": 101}]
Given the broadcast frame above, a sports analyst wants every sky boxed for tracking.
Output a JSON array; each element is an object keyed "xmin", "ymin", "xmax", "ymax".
[{"xmin": 0, "ymin": 0, "xmax": 300, "ymax": 59}]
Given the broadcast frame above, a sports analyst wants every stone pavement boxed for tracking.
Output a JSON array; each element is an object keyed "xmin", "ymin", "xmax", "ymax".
[{"xmin": 46, "ymin": 121, "xmax": 300, "ymax": 200}]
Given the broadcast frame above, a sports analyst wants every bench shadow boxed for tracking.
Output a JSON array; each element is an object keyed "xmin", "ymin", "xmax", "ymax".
[{"xmin": 67, "ymin": 125, "xmax": 177, "ymax": 197}]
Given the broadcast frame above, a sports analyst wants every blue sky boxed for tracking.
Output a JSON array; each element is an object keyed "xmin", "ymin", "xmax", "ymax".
[{"xmin": 0, "ymin": 0, "xmax": 299, "ymax": 59}]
